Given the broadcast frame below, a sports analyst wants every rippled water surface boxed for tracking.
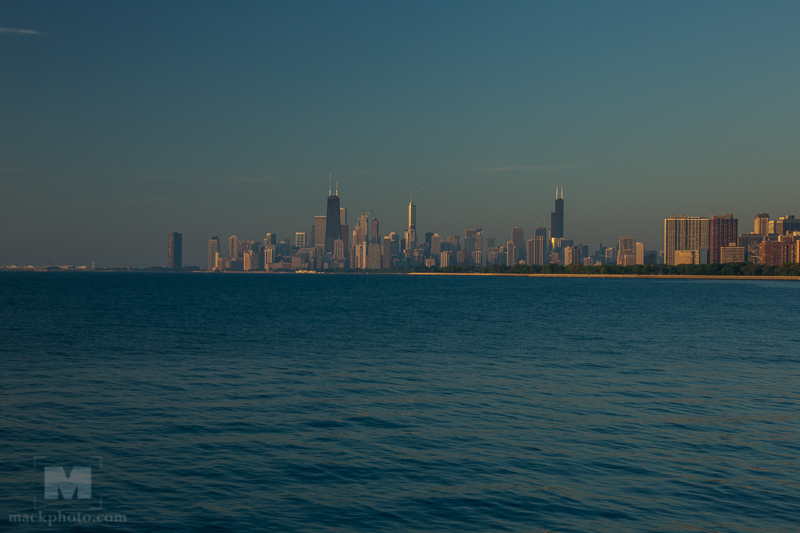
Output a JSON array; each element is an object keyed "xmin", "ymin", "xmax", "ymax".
[{"xmin": 1, "ymin": 273, "xmax": 799, "ymax": 531}]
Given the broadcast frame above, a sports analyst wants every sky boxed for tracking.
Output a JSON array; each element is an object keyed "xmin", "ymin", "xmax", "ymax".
[{"xmin": 2, "ymin": 1, "xmax": 799, "ymax": 267}]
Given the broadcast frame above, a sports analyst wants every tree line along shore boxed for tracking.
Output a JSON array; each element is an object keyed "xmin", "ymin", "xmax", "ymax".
[{"xmin": 408, "ymin": 262, "xmax": 800, "ymax": 278}]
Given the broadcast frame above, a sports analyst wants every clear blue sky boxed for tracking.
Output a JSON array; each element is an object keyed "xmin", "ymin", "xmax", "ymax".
[{"xmin": 2, "ymin": 1, "xmax": 799, "ymax": 267}]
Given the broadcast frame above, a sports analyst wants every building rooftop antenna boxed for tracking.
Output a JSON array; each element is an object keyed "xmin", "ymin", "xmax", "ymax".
[{"xmin": 329, "ymin": 174, "xmax": 332, "ymax": 196}]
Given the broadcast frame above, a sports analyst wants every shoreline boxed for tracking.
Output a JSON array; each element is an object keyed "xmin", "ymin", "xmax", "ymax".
[
  {"xmin": 3, "ymin": 270, "xmax": 798, "ymax": 281},
  {"xmin": 408, "ymin": 272, "xmax": 800, "ymax": 281}
]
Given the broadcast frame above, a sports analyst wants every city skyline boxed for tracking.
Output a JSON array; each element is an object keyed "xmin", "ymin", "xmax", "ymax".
[
  {"xmin": 3, "ymin": 2, "xmax": 800, "ymax": 267},
  {"xmin": 180, "ymin": 188, "xmax": 797, "ymax": 272},
  {"xmin": 2, "ymin": 175, "xmax": 799, "ymax": 269}
]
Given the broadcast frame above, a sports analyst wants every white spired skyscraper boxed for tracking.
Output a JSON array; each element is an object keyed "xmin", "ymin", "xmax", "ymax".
[{"xmin": 405, "ymin": 194, "xmax": 417, "ymax": 252}]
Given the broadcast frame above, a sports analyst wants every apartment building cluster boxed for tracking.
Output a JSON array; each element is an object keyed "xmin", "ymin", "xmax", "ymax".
[{"xmin": 663, "ymin": 213, "xmax": 800, "ymax": 266}]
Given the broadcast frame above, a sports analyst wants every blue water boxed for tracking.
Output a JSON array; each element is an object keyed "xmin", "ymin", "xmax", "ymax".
[{"xmin": 1, "ymin": 273, "xmax": 799, "ymax": 532}]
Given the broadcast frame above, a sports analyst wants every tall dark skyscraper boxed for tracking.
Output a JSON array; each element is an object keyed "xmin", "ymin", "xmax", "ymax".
[
  {"xmin": 168, "ymin": 232, "xmax": 182, "ymax": 269},
  {"xmin": 324, "ymin": 179, "xmax": 341, "ymax": 253},
  {"xmin": 550, "ymin": 188, "xmax": 564, "ymax": 239}
]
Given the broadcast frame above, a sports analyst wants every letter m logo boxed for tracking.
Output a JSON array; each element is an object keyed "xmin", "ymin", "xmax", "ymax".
[{"xmin": 44, "ymin": 467, "xmax": 92, "ymax": 500}]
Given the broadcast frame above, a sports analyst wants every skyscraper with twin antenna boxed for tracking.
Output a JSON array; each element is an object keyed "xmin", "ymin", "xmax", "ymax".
[
  {"xmin": 324, "ymin": 176, "xmax": 341, "ymax": 254},
  {"xmin": 550, "ymin": 188, "xmax": 564, "ymax": 240}
]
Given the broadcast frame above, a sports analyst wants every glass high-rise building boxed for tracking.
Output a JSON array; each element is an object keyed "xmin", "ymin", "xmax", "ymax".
[{"xmin": 169, "ymin": 232, "xmax": 182, "ymax": 269}]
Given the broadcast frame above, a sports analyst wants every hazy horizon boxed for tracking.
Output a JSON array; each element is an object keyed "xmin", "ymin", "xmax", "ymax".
[{"xmin": 2, "ymin": 1, "xmax": 799, "ymax": 267}]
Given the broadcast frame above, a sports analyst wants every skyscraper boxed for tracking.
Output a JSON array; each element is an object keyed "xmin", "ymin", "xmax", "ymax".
[
  {"xmin": 464, "ymin": 228, "xmax": 483, "ymax": 266},
  {"xmin": 431, "ymin": 234, "xmax": 442, "ymax": 255},
  {"xmin": 333, "ymin": 239, "xmax": 345, "ymax": 261},
  {"xmin": 372, "ymin": 219, "xmax": 379, "ymax": 244},
  {"xmin": 687, "ymin": 217, "xmax": 710, "ymax": 252},
  {"xmin": 550, "ymin": 188, "xmax": 564, "ymax": 240},
  {"xmin": 564, "ymin": 246, "xmax": 579, "ymax": 266},
  {"xmin": 206, "ymin": 236, "xmax": 219, "ymax": 271},
  {"xmin": 527, "ymin": 236, "xmax": 544, "ymax": 266},
  {"xmin": 340, "ymin": 225, "xmax": 349, "ymax": 258},
  {"xmin": 168, "ymin": 232, "xmax": 182, "ymax": 269},
  {"xmin": 229, "ymin": 235, "xmax": 238, "ymax": 260},
  {"xmin": 512, "ymin": 227, "xmax": 524, "ymax": 259},
  {"xmin": 406, "ymin": 195, "xmax": 417, "ymax": 252},
  {"xmin": 440, "ymin": 250, "xmax": 454, "ymax": 267},
  {"xmin": 367, "ymin": 243, "xmax": 382, "ymax": 269},
  {"xmin": 356, "ymin": 212, "xmax": 369, "ymax": 245},
  {"xmin": 405, "ymin": 227, "xmax": 417, "ymax": 253},
  {"xmin": 775, "ymin": 215, "xmax": 800, "ymax": 236},
  {"xmin": 506, "ymin": 240, "xmax": 517, "ymax": 266},
  {"xmin": 314, "ymin": 215, "xmax": 327, "ymax": 248},
  {"xmin": 295, "ymin": 232, "xmax": 306, "ymax": 248},
  {"xmin": 324, "ymin": 180, "xmax": 341, "ymax": 253},
  {"xmin": 617, "ymin": 236, "xmax": 636, "ymax": 266},
  {"xmin": 474, "ymin": 229, "xmax": 484, "ymax": 266},
  {"xmin": 663, "ymin": 215, "xmax": 689, "ymax": 265},
  {"xmin": 710, "ymin": 214, "xmax": 738, "ymax": 264},
  {"xmin": 382, "ymin": 236, "xmax": 393, "ymax": 269},
  {"xmin": 754, "ymin": 213, "xmax": 770, "ymax": 237}
]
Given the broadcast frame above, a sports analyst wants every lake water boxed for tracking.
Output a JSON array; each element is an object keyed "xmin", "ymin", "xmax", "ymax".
[{"xmin": 1, "ymin": 273, "xmax": 799, "ymax": 531}]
